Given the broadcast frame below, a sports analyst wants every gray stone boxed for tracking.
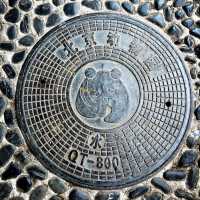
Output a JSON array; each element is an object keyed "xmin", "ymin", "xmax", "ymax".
[
  {"xmin": 63, "ymin": 3, "xmax": 80, "ymax": 16},
  {"xmin": 26, "ymin": 164, "xmax": 48, "ymax": 180},
  {"xmin": 128, "ymin": 186, "xmax": 149, "ymax": 199},
  {"xmin": 4, "ymin": 109, "xmax": 15, "ymax": 127},
  {"xmin": 105, "ymin": 1, "xmax": 120, "ymax": 10},
  {"xmin": 151, "ymin": 177, "xmax": 171, "ymax": 194},
  {"xmin": 187, "ymin": 166, "xmax": 199, "ymax": 189},
  {"xmin": 2, "ymin": 64, "xmax": 16, "ymax": 79},
  {"xmin": 7, "ymin": 26, "xmax": 17, "ymax": 40},
  {"xmin": 138, "ymin": 3, "xmax": 151, "ymax": 16},
  {"xmin": 30, "ymin": 185, "xmax": 48, "ymax": 200},
  {"xmin": 0, "ymin": 182, "xmax": 12, "ymax": 199},
  {"xmin": 82, "ymin": 0, "xmax": 102, "ymax": 10},
  {"xmin": 35, "ymin": 3, "xmax": 52, "ymax": 15},
  {"xmin": 20, "ymin": 15, "xmax": 30, "ymax": 33},
  {"xmin": 69, "ymin": 189, "xmax": 90, "ymax": 200},
  {"xmin": 6, "ymin": 129, "xmax": 24, "ymax": 147},
  {"xmin": 16, "ymin": 175, "xmax": 32, "ymax": 193},
  {"xmin": 179, "ymin": 150, "xmax": 198, "ymax": 167},
  {"xmin": 33, "ymin": 17, "xmax": 44, "ymax": 35},
  {"xmin": 46, "ymin": 13, "xmax": 61, "ymax": 27},
  {"xmin": 0, "ymin": 0, "xmax": 6, "ymax": 14},
  {"xmin": 122, "ymin": 2, "xmax": 134, "ymax": 13},
  {"xmin": 148, "ymin": 13, "xmax": 166, "ymax": 28},
  {"xmin": 48, "ymin": 177, "xmax": 67, "ymax": 194},
  {"xmin": 18, "ymin": 0, "xmax": 32, "ymax": 12},
  {"xmin": 95, "ymin": 192, "xmax": 120, "ymax": 200},
  {"xmin": 190, "ymin": 27, "xmax": 200, "ymax": 39},
  {"xmin": 0, "ymin": 144, "xmax": 15, "ymax": 167},
  {"xmin": 154, "ymin": 0, "xmax": 166, "ymax": 10},
  {"xmin": 0, "ymin": 79, "xmax": 14, "ymax": 99},
  {"xmin": 0, "ymin": 42, "xmax": 15, "ymax": 51},
  {"xmin": 174, "ymin": 189, "xmax": 196, "ymax": 200},
  {"xmin": 181, "ymin": 18, "xmax": 194, "ymax": 29},
  {"xmin": 4, "ymin": 8, "xmax": 21, "ymax": 23},
  {"xmin": 12, "ymin": 50, "xmax": 26, "ymax": 63},
  {"xmin": 19, "ymin": 35, "xmax": 34, "ymax": 46},
  {"xmin": 163, "ymin": 169, "xmax": 186, "ymax": 180}
]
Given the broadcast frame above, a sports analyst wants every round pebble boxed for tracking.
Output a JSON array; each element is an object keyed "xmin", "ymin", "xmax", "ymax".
[
  {"xmin": 1, "ymin": 162, "xmax": 22, "ymax": 180},
  {"xmin": 52, "ymin": 0, "xmax": 64, "ymax": 6},
  {"xmin": 16, "ymin": 175, "xmax": 32, "ymax": 193},
  {"xmin": 167, "ymin": 24, "xmax": 183, "ymax": 39},
  {"xmin": 121, "ymin": 2, "xmax": 134, "ymax": 13},
  {"xmin": 154, "ymin": 0, "xmax": 166, "ymax": 10},
  {"xmin": 46, "ymin": 13, "xmax": 61, "ymax": 27},
  {"xmin": 8, "ymin": 0, "xmax": 18, "ymax": 7},
  {"xmin": 0, "ymin": 42, "xmax": 15, "ymax": 51},
  {"xmin": 148, "ymin": 13, "xmax": 165, "ymax": 28},
  {"xmin": 190, "ymin": 28, "xmax": 200, "ymax": 39},
  {"xmin": 0, "ymin": 123, "xmax": 6, "ymax": 143},
  {"xmin": 173, "ymin": 0, "xmax": 186, "ymax": 7},
  {"xmin": 20, "ymin": 15, "xmax": 30, "ymax": 34},
  {"xmin": 6, "ymin": 129, "xmax": 24, "ymax": 146},
  {"xmin": 35, "ymin": 3, "xmax": 52, "ymax": 15},
  {"xmin": 163, "ymin": 6, "xmax": 173, "ymax": 21},
  {"xmin": 69, "ymin": 189, "xmax": 90, "ymax": 200},
  {"xmin": 4, "ymin": 109, "xmax": 15, "ymax": 127},
  {"xmin": 105, "ymin": 1, "xmax": 120, "ymax": 11},
  {"xmin": 7, "ymin": 25, "xmax": 17, "ymax": 40},
  {"xmin": 174, "ymin": 189, "xmax": 195, "ymax": 200},
  {"xmin": 0, "ymin": 97, "xmax": 7, "ymax": 115},
  {"xmin": 181, "ymin": 18, "xmax": 194, "ymax": 29},
  {"xmin": 194, "ymin": 45, "xmax": 200, "ymax": 59},
  {"xmin": 163, "ymin": 169, "xmax": 186, "ymax": 180},
  {"xmin": 175, "ymin": 9, "xmax": 185, "ymax": 19},
  {"xmin": 12, "ymin": 50, "xmax": 26, "ymax": 63},
  {"xmin": 30, "ymin": 185, "xmax": 48, "ymax": 200},
  {"xmin": 0, "ymin": 0, "xmax": 7, "ymax": 14},
  {"xmin": 0, "ymin": 182, "xmax": 13, "ymax": 199},
  {"xmin": 187, "ymin": 166, "xmax": 199, "ymax": 190},
  {"xmin": 0, "ymin": 79, "xmax": 14, "ymax": 99},
  {"xmin": 138, "ymin": 2, "xmax": 151, "ymax": 16},
  {"xmin": 19, "ymin": 35, "xmax": 34, "ymax": 46},
  {"xmin": 48, "ymin": 177, "xmax": 67, "ymax": 194},
  {"xmin": 82, "ymin": 0, "xmax": 102, "ymax": 10},
  {"xmin": 0, "ymin": 144, "xmax": 15, "ymax": 167},
  {"xmin": 4, "ymin": 8, "xmax": 20, "ymax": 23},
  {"xmin": 49, "ymin": 195, "xmax": 65, "ymax": 200},
  {"xmin": 33, "ymin": 17, "xmax": 44, "ymax": 35},
  {"xmin": 2, "ymin": 63, "xmax": 16, "ymax": 79},
  {"xmin": 26, "ymin": 164, "xmax": 48, "ymax": 180},
  {"xmin": 95, "ymin": 192, "xmax": 120, "ymax": 200},
  {"xmin": 178, "ymin": 150, "xmax": 198, "ymax": 167},
  {"xmin": 128, "ymin": 186, "xmax": 149, "ymax": 199},
  {"xmin": 18, "ymin": 0, "xmax": 32, "ymax": 12},
  {"xmin": 15, "ymin": 150, "xmax": 30, "ymax": 165},
  {"xmin": 151, "ymin": 177, "xmax": 171, "ymax": 194},
  {"xmin": 145, "ymin": 192, "xmax": 163, "ymax": 200},
  {"xmin": 183, "ymin": 2, "xmax": 194, "ymax": 17},
  {"xmin": 63, "ymin": 2, "xmax": 80, "ymax": 16}
]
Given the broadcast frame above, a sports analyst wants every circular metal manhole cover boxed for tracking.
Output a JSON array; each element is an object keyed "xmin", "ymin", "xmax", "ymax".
[{"xmin": 16, "ymin": 13, "xmax": 192, "ymax": 189}]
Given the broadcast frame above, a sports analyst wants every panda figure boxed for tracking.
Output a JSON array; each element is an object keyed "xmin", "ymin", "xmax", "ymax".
[{"xmin": 75, "ymin": 67, "xmax": 129, "ymax": 124}]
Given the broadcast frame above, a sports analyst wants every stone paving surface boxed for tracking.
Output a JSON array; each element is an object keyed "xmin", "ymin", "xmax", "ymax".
[{"xmin": 0, "ymin": 0, "xmax": 200, "ymax": 199}]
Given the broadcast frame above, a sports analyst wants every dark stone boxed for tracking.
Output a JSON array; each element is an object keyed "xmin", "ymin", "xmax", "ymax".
[
  {"xmin": 26, "ymin": 164, "xmax": 47, "ymax": 180},
  {"xmin": 15, "ymin": 150, "xmax": 30, "ymax": 165},
  {"xmin": 128, "ymin": 186, "xmax": 149, "ymax": 199},
  {"xmin": 0, "ymin": 0, "xmax": 6, "ymax": 14},
  {"xmin": 167, "ymin": 24, "xmax": 183, "ymax": 38},
  {"xmin": 151, "ymin": 177, "xmax": 171, "ymax": 194},
  {"xmin": 179, "ymin": 150, "xmax": 198, "ymax": 167},
  {"xmin": 0, "ymin": 123, "xmax": 6, "ymax": 143},
  {"xmin": 4, "ymin": 8, "xmax": 20, "ymax": 23},
  {"xmin": 7, "ymin": 25, "xmax": 17, "ymax": 40},
  {"xmin": 16, "ymin": 175, "xmax": 32, "ymax": 193},
  {"xmin": 12, "ymin": 50, "xmax": 26, "ymax": 63},
  {"xmin": 2, "ymin": 64, "xmax": 16, "ymax": 79},
  {"xmin": 154, "ymin": 0, "xmax": 166, "ymax": 10},
  {"xmin": 194, "ymin": 105, "xmax": 200, "ymax": 120},
  {"xmin": 49, "ymin": 196, "xmax": 65, "ymax": 200},
  {"xmin": 173, "ymin": 0, "xmax": 186, "ymax": 7},
  {"xmin": 8, "ymin": 0, "xmax": 18, "ymax": 7},
  {"xmin": 163, "ymin": 169, "xmax": 186, "ymax": 180},
  {"xmin": 18, "ymin": 0, "xmax": 32, "ymax": 12},
  {"xmin": 0, "ymin": 42, "xmax": 15, "ymax": 51},
  {"xmin": 33, "ymin": 17, "xmax": 44, "ymax": 35},
  {"xmin": 0, "ymin": 79, "xmax": 14, "ymax": 99},
  {"xmin": 138, "ymin": 3, "xmax": 151, "ymax": 16},
  {"xmin": 181, "ymin": 18, "xmax": 194, "ymax": 29},
  {"xmin": 105, "ymin": 1, "xmax": 120, "ymax": 11},
  {"xmin": 180, "ymin": 46, "xmax": 193, "ymax": 53},
  {"xmin": 0, "ymin": 144, "xmax": 15, "ymax": 167},
  {"xmin": 4, "ymin": 109, "xmax": 15, "ymax": 127},
  {"xmin": 30, "ymin": 185, "xmax": 48, "ymax": 200},
  {"xmin": 148, "ymin": 13, "xmax": 165, "ymax": 28},
  {"xmin": 0, "ymin": 97, "xmax": 6, "ymax": 114},
  {"xmin": 9, "ymin": 197, "xmax": 24, "ymax": 200},
  {"xmin": 175, "ymin": 9, "xmax": 185, "ymax": 19},
  {"xmin": 185, "ymin": 56, "xmax": 196, "ymax": 64},
  {"xmin": 82, "ymin": 0, "xmax": 102, "ymax": 10},
  {"xmin": 48, "ymin": 177, "xmax": 67, "ymax": 194},
  {"xmin": 196, "ymin": 6, "xmax": 200, "ymax": 17},
  {"xmin": 175, "ymin": 189, "xmax": 196, "ymax": 200},
  {"xmin": 186, "ymin": 135, "xmax": 198, "ymax": 147},
  {"xmin": 6, "ymin": 129, "xmax": 24, "ymax": 146},
  {"xmin": 46, "ymin": 13, "xmax": 61, "ymax": 27},
  {"xmin": 1, "ymin": 162, "xmax": 22, "ymax": 180},
  {"xmin": 35, "ymin": 3, "xmax": 52, "ymax": 15},
  {"xmin": 20, "ymin": 15, "xmax": 30, "ymax": 33},
  {"xmin": 130, "ymin": 0, "xmax": 138, "ymax": 3},
  {"xmin": 95, "ymin": 192, "xmax": 120, "ymax": 200},
  {"xmin": 19, "ymin": 35, "xmax": 34, "ymax": 46},
  {"xmin": 52, "ymin": 0, "xmax": 64, "ymax": 6},
  {"xmin": 0, "ymin": 182, "xmax": 12, "ymax": 199},
  {"xmin": 194, "ymin": 45, "xmax": 200, "ymax": 59},
  {"xmin": 121, "ymin": 2, "xmax": 134, "ymax": 14},
  {"xmin": 183, "ymin": 2, "xmax": 194, "ymax": 17},
  {"xmin": 163, "ymin": 6, "xmax": 173, "ymax": 21},
  {"xmin": 69, "ymin": 189, "xmax": 90, "ymax": 200},
  {"xmin": 145, "ymin": 192, "xmax": 163, "ymax": 200},
  {"xmin": 63, "ymin": 3, "xmax": 80, "ymax": 16},
  {"xmin": 187, "ymin": 166, "xmax": 199, "ymax": 189},
  {"xmin": 190, "ymin": 28, "xmax": 200, "ymax": 39}
]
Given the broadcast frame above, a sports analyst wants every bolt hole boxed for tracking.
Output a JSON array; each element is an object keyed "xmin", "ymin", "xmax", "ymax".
[{"xmin": 165, "ymin": 101, "xmax": 172, "ymax": 107}]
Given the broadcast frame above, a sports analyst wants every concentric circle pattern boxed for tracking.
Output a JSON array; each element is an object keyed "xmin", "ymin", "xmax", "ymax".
[{"xmin": 16, "ymin": 13, "xmax": 192, "ymax": 189}]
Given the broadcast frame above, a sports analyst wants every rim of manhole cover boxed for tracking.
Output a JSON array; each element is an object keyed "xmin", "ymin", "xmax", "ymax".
[{"xmin": 15, "ymin": 12, "xmax": 192, "ymax": 189}]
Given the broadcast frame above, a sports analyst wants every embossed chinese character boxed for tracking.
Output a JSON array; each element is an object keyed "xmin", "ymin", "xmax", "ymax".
[
  {"xmin": 107, "ymin": 32, "xmax": 119, "ymax": 47},
  {"xmin": 82, "ymin": 32, "xmax": 96, "ymax": 47},
  {"xmin": 129, "ymin": 39, "xmax": 144, "ymax": 56}
]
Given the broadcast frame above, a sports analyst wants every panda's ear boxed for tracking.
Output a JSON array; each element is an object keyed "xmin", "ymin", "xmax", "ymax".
[
  {"xmin": 85, "ymin": 68, "xmax": 96, "ymax": 78},
  {"xmin": 111, "ymin": 68, "xmax": 121, "ymax": 79}
]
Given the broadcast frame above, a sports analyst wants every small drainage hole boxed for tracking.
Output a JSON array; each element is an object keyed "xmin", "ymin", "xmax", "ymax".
[{"xmin": 165, "ymin": 101, "xmax": 172, "ymax": 107}]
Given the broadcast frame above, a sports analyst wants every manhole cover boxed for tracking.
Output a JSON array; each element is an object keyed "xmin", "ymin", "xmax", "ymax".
[{"xmin": 16, "ymin": 13, "xmax": 192, "ymax": 189}]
